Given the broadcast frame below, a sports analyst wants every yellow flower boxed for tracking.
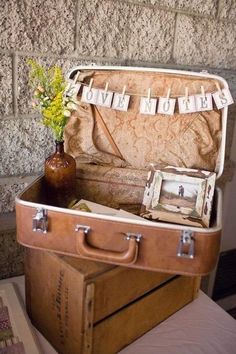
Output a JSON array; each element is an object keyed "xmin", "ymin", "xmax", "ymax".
[{"xmin": 28, "ymin": 59, "xmax": 78, "ymax": 142}]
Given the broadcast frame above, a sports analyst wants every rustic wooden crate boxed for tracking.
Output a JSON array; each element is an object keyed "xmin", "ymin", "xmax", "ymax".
[{"xmin": 25, "ymin": 248, "xmax": 200, "ymax": 354}]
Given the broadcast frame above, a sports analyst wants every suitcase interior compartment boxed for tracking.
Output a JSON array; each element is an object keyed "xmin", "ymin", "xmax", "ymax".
[
  {"xmin": 63, "ymin": 67, "xmax": 226, "ymax": 229},
  {"xmin": 19, "ymin": 167, "xmax": 221, "ymax": 230},
  {"xmin": 19, "ymin": 67, "xmax": 227, "ymax": 229},
  {"xmin": 65, "ymin": 68, "xmax": 227, "ymax": 178}
]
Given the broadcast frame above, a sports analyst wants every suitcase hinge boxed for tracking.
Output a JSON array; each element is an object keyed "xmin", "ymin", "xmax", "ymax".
[
  {"xmin": 177, "ymin": 230, "xmax": 194, "ymax": 259},
  {"xmin": 124, "ymin": 233, "xmax": 142, "ymax": 242},
  {"xmin": 32, "ymin": 208, "xmax": 48, "ymax": 234}
]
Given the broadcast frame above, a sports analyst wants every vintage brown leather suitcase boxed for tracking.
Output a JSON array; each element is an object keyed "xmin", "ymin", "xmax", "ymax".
[
  {"xmin": 25, "ymin": 248, "xmax": 200, "ymax": 354},
  {"xmin": 16, "ymin": 66, "xmax": 228, "ymax": 276}
]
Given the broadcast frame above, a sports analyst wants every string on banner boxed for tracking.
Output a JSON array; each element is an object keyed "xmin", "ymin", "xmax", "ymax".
[
  {"xmin": 74, "ymin": 80, "xmax": 227, "ymax": 98},
  {"xmin": 69, "ymin": 77, "xmax": 234, "ymax": 114}
]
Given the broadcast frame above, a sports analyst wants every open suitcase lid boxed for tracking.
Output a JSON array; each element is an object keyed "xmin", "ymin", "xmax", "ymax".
[
  {"xmin": 15, "ymin": 66, "xmax": 229, "ymax": 234},
  {"xmin": 66, "ymin": 65, "xmax": 230, "ymax": 180}
]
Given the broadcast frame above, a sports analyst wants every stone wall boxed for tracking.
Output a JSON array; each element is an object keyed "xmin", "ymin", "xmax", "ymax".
[{"xmin": 0, "ymin": 0, "xmax": 236, "ymax": 278}]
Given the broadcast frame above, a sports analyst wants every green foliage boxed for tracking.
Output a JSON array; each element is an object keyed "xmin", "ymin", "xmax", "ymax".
[{"xmin": 28, "ymin": 59, "xmax": 76, "ymax": 141}]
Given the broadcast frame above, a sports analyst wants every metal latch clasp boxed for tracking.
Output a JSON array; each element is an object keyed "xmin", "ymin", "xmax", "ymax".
[
  {"xmin": 32, "ymin": 208, "xmax": 48, "ymax": 234},
  {"xmin": 177, "ymin": 230, "xmax": 194, "ymax": 259}
]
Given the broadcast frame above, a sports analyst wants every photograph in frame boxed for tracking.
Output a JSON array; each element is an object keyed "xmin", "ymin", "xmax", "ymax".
[{"xmin": 141, "ymin": 166, "xmax": 216, "ymax": 228}]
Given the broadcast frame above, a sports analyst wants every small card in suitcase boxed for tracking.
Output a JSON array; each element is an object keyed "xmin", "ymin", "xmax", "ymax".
[{"xmin": 16, "ymin": 66, "xmax": 231, "ymax": 276}]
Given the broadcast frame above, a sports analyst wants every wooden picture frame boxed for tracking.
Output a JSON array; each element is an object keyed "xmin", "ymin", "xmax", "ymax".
[
  {"xmin": 141, "ymin": 167, "xmax": 216, "ymax": 228},
  {"xmin": 0, "ymin": 283, "xmax": 41, "ymax": 354}
]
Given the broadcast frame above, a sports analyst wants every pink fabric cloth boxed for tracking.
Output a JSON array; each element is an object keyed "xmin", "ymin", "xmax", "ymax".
[
  {"xmin": 0, "ymin": 342, "xmax": 25, "ymax": 354},
  {"xmin": 0, "ymin": 307, "xmax": 11, "ymax": 331}
]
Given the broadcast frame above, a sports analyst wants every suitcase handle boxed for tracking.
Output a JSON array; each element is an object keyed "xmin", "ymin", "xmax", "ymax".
[{"xmin": 75, "ymin": 226, "xmax": 140, "ymax": 264}]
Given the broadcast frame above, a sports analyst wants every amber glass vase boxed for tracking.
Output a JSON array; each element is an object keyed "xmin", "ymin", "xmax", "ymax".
[{"xmin": 44, "ymin": 141, "xmax": 76, "ymax": 208}]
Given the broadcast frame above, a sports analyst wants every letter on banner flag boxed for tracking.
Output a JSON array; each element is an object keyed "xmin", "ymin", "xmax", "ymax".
[
  {"xmin": 195, "ymin": 93, "xmax": 213, "ymax": 111},
  {"xmin": 81, "ymin": 86, "xmax": 99, "ymax": 105},
  {"xmin": 65, "ymin": 81, "xmax": 81, "ymax": 98},
  {"xmin": 97, "ymin": 90, "xmax": 114, "ymax": 108},
  {"xmin": 157, "ymin": 97, "xmax": 176, "ymax": 115},
  {"xmin": 212, "ymin": 88, "xmax": 234, "ymax": 109},
  {"xmin": 112, "ymin": 93, "xmax": 130, "ymax": 111},
  {"xmin": 178, "ymin": 95, "xmax": 197, "ymax": 114},
  {"xmin": 140, "ymin": 97, "xmax": 157, "ymax": 115}
]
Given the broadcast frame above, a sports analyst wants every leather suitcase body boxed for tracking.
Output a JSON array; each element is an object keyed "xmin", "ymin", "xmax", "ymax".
[
  {"xmin": 25, "ymin": 248, "xmax": 200, "ymax": 354},
  {"xmin": 16, "ymin": 66, "xmax": 228, "ymax": 276}
]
